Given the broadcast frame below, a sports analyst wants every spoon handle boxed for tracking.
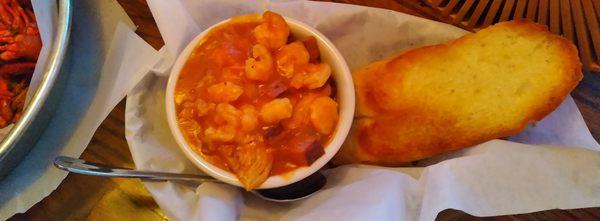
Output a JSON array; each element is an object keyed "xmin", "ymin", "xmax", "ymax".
[{"xmin": 54, "ymin": 156, "xmax": 221, "ymax": 183}]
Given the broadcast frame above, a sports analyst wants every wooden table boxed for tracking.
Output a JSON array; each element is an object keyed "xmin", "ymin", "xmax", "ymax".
[{"xmin": 8, "ymin": 0, "xmax": 600, "ymax": 220}]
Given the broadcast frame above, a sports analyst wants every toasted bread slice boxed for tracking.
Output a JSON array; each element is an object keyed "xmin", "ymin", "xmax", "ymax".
[{"xmin": 334, "ymin": 20, "xmax": 582, "ymax": 165}]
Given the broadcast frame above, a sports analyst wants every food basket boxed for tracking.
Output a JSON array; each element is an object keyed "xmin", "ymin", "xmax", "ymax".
[{"xmin": 0, "ymin": 0, "xmax": 72, "ymax": 179}]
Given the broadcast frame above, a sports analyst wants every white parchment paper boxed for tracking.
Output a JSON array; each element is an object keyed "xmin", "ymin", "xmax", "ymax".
[
  {"xmin": 0, "ymin": 0, "xmax": 160, "ymax": 219},
  {"xmin": 126, "ymin": 0, "xmax": 600, "ymax": 220}
]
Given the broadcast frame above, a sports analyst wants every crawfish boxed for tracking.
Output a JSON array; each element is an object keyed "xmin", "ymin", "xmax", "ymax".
[
  {"xmin": 0, "ymin": 0, "xmax": 40, "ymax": 127},
  {"xmin": 0, "ymin": 0, "xmax": 40, "ymax": 76},
  {"xmin": 0, "ymin": 78, "xmax": 12, "ymax": 127}
]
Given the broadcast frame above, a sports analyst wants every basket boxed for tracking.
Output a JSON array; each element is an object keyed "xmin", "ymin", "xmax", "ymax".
[{"xmin": 404, "ymin": 0, "xmax": 600, "ymax": 71}]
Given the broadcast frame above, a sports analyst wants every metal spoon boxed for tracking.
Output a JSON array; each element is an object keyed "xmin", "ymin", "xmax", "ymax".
[{"xmin": 53, "ymin": 156, "xmax": 326, "ymax": 202}]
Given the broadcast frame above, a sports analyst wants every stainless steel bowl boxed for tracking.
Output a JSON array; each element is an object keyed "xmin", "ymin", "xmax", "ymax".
[{"xmin": 0, "ymin": 0, "xmax": 72, "ymax": 178}]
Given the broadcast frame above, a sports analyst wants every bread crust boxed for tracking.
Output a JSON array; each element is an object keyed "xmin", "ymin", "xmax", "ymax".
[{"xmin": 335, "ymin": 20, "xmax": 582, "ymax": 166}]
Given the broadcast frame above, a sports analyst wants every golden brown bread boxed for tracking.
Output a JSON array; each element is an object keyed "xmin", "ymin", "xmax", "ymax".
[{"xmin": 334, "ymin": 20, "xmax": 582, "ymax": 166}]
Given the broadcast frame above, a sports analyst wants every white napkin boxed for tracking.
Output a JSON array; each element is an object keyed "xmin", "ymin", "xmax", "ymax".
[{"xmin": 126, "ymin": 0, "xmax": 600, "ymax": 220}]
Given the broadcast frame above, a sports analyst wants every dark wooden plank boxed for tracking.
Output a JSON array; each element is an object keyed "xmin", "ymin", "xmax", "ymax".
[{"xmin": 115, "ymin": 0, "xmax": 163, "ymax": 49}]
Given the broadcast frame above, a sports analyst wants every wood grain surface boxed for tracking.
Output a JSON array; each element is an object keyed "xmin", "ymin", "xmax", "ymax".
[{"xmin": 8, "ymin": 0, "xmax": 600, "ymax": 220}]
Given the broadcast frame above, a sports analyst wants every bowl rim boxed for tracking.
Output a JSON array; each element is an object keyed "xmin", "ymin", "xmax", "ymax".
[
  {"xmin": 165, "ymin": 14, "xmax": 355, "ymax": 189},
  {"xmin": 0, "ymin": 0, "xmax": 72, "ymax": 177}
]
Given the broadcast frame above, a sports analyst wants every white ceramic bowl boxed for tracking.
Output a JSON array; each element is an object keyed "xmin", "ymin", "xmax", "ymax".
[{"xmin": 166, "ymin": 15, "xmax": 354, "ymax": 189}]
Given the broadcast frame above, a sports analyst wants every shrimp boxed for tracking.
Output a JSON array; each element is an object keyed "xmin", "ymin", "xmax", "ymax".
[
  {"xmin": 260, "ymin": 98, "xmax": 293, "ymax": 124},
  {"xmin": 179, "ymin": 98, "xmax": 215, "ymax": 119},
  {"xmin": 195, "ymin": 98, "xmax": 215, "ymax": 117},
  {"xmin": 240, "ymin": 105, "xmax": 259, "ymax": 132},
  {"xmin": 276, "ymin": 42, "xmax": 309, "ymax": 78},
  {"xmin": 283, "ymin": 93, "xmax": 318, "ymax": 129},
  {"xmin": 245, "ymin": 44, "xmax": 273, "ymax": 81},
  {"xmin": 214, "ymin": 103, "xmax": 241, "ymax": 128},
  {"xmin": 253, "ymin": 11, "xmax": 289, "ymax": 50},
  {"xmin": 206, "ymin": 103, "xmax": 243, "ymax": 142},
  {"xmin": 290, "ymin": 63, "xmax": 331, "ymax": 89},
  {"xmin": 204, "ymin": 126, "xmax": 236, "ymax": 142},
  {"xmin": 206, "ymin": 81, "xmax": 243, "ymax": 102},
  {"xmin": 309, "ymin": 96, "xmax": 338, "ymax": 135}
]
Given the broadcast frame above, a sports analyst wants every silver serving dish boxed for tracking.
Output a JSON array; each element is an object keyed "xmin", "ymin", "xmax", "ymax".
[{"xmin": 0, "ymin": 0, "xmax": 72, "ymax": 178}]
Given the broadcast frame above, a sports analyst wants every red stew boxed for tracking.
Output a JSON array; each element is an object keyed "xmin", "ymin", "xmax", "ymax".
[{"xmin": 174, "ymin": 12, "xmax": 338, "ymax": 189}]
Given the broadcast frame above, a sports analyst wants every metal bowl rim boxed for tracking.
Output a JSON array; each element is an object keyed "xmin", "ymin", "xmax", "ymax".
[{"xmin": 0, "ymin": 0, "xmax": 72, "ymax": 161}]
